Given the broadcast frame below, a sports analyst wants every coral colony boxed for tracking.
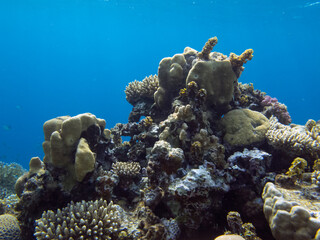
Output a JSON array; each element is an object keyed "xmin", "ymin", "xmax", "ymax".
[{"xmin": 1, "ymin": 37, "xmax": 320, "ymax": 240}]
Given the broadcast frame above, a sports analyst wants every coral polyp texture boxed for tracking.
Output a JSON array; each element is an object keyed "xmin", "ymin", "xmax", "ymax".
[
  {"xmin": 0, "ymin": 214, "xmax": 21, "ymax": 240},
  {"xmin": 8, "ymin": 37, "xmax": 320, "ymax": 240}
]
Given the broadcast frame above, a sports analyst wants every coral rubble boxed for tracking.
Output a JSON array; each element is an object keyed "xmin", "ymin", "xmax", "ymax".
[{"xmin": 4, "ymin": 36, "xmax": 320, "ymax": 240}]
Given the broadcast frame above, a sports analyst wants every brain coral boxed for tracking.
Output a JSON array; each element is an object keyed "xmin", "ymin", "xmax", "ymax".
[
  {"xmin": 221, "ymin": 109, "xmax": 270, "ymax": 146},
  {"xmin": 34, "ymin": 199, "xmax": 129, "ymax": 240},
  {"xmin": 0, "ymin": 214, "xmax": 21, "ymax": 240}
]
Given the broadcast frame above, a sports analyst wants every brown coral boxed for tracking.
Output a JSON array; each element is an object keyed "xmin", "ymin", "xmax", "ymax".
[
  {"xmin": 198, "ymin": 36, "xmax": 218, "ymax": 60},
  {"xmin": 125, "ymin": 75, "xmax": 159, "ymax": 105},
  {"xmin": 229, "ymin": 49, "xmax": 254, "ymax": 77}
]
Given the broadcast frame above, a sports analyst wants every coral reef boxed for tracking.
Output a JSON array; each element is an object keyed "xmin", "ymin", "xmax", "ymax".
[{"xmin": 10, "ymin": 37, "xmax": 320, "ymax": 240}]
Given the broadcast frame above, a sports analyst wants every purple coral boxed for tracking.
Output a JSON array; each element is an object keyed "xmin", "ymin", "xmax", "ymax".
[{"xmin": 261, "ymin": 95, "xmax": 291, "ymax": 125}]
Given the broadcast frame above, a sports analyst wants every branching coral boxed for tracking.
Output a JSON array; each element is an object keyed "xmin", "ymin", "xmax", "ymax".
[
  {"xmin": 198, "ymin": 36, "xmax": 218, "ymax": 60},
  {"xmin": 125, "ymin": 75, "xmax": 159, "ymax": 105},
  {"xmin": 34, "ymin": 199, "xmax": 126, "ymax": 239},
  {"xmin": 229, "ymin": 49, "xmax": 254, "ymax": 78}
]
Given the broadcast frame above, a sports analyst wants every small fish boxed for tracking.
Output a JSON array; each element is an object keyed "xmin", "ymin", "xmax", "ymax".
[
  {"xmin": 2, "ymin": 125, "xmax": 12, "ymax": 131},
  {"xmin": 305, "ymin": 1, "xmax": 320, "ymax": 7}
]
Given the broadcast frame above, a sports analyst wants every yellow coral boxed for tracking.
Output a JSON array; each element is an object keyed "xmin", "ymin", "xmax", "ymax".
[
  {"xmin": 198, "ymin": 37, "xmax": 218, "ymax": 60},
  {"xmin": 142, "ymin": 116, "xmax": 153, "ymax": 128},
  {"xmin": 313, "ymin": 159, "xmax": 320, "ymax": 171},
  {"xmin": 306, "ymin": 119, "xmax": 316, "ymax": 132},
  {"xmin": 229, "ymin": 49, "xmax": 254, "ymax": 77},
  {"xmin": 239, "ymin": 95, "xmax": 249, "ymax": 105},
  {"xmin": 286, "ymin": 157, "xmax": 308, "ymax": 178}
]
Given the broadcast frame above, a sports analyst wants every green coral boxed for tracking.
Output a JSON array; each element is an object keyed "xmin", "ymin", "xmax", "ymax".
[
  {"xmin": 0, "ymin": 214, "xmax": 21, "ymax": 240},
  {"xmin": 0, "ymin": 162, "xmax": 26, "ymax": 198}
]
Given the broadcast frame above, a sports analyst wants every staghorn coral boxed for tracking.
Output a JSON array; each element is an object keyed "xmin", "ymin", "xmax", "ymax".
[
  {"xmin": 266, "ymin": 116, "xmax": 320, "ymax": 162},
  {"xmin": 125, "ymin": 75, "xmax": 159, "ymax": 105},
  {"xmin": 198, "ymin": 36, "xmax": 218, "ymax": 60},
  {"xmin": 229, "ymin": 49, "xmax": 254, "ymax": 78},
  {"xmin": 0, "ymin": 214, "xmax": 21, "ymax": 240}
]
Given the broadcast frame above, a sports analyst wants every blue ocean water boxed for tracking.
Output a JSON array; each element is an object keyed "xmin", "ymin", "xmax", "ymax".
[{"xmin": 0, "ymin": 0, "xmax": 319, "ymax": 168}]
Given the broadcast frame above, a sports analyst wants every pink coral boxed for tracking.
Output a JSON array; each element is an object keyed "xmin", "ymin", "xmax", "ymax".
[{"xmin": 261, "ymin": 95, "xmax": 291, "ymax": 125}]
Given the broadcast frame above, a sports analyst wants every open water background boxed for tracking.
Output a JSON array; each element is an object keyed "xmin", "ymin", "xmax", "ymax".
[{"xmin": 0, "ymin": 0, "xmax": 319, "ymax": 168}]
